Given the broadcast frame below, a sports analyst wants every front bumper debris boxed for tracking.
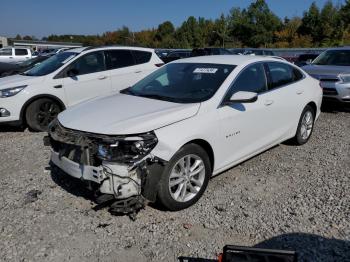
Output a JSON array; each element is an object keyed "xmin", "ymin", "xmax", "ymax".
[{"xmin": 44, "ymin": 121, "xmax": 167, "ymax": 217}]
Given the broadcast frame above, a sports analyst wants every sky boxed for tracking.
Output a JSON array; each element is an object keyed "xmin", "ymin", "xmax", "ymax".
[{"xmin": 0, "ymin": 0, "xmax": 343, "ymax": 39}]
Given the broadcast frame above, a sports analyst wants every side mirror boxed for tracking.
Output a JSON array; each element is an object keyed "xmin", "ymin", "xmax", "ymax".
[
  {"xmin": 227, "ymin": 91, "xmax": 258, "ymax": 104},
  {"xmin": 67, "ymin": 68, "xmax": 79, "ymax": 77}
]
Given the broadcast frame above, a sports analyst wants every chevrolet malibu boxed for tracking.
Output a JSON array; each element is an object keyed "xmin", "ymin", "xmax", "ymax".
[{"xmin": 46, "ymin": 55, "xmax": 322, "ymax": 214}]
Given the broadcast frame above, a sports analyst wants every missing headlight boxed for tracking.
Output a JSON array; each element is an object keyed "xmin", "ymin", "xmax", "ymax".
[{"xmin": 97, "ymin": 132, "xmax": 158, "ymax": 163}]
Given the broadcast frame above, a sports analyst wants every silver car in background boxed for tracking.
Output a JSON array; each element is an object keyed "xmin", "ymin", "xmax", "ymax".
[{"xmin": 302, "ymin": 47, "xmax": 350, "ymax": 104}]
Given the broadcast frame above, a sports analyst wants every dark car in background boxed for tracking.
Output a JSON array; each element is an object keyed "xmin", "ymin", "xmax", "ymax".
[
  {"xmin": 155, "ymin": 49, "xmax": 173, "ymax": 59},
  {"xmin": 191, "ymin": 48, "xmax": 232, "ymax": 56},
  {"xmin": 161, "ymin": 50, "xmax": 191, "ymax": 63},
  {"xmin": 302, "ymin": 47, "xmax": 350, "ymax": 105},
  {"xmin": 229, "ymin": 48, "xmax": 245, "ymax": 54},
  {"xmin": 0, "ymin": 55, "xmax": 50, "ymax": 77},
  {"xmin": 294, "ymin": 53, "xmax": 319, "ymax": 67},
  {"xmin": 243, "ymin": 48, "xmax": 275, "ymax": 56}
]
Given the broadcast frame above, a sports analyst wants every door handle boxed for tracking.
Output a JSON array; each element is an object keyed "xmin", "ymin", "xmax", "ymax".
[
  {"xmin": 98, "ymin": 75, "xmax": 107, "ymax": 80},
  {"xmin": 296, "ymin": 90, "xmax": 304, "ymax": 95},
  {"xmin": 134, "ymin": 70, "xmax": 142, "ymax": 73},
  {"xmin": 54, "ymin": 85, "xmax": 62, "ymax": 89},
  {"xmin": 264, "ymin": 100, "xmax": 274, "ymax": 106}
]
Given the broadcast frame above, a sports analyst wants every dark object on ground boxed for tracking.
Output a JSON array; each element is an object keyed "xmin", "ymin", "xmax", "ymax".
[
  {"xmin": 221, "ymin": 245, "xmax": 296, "ymax": 262},
  {"xmin": 24, "ymin": 189, "xmax": 42, "ymax": 204}
]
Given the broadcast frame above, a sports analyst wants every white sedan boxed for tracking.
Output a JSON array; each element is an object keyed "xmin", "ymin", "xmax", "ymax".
[{"xmin": 46, "ymin": 55, "xmax": 322, "ymax": 213}]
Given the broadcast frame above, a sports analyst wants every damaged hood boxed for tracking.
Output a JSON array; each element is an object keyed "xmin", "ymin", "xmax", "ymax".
[{"xmin": 58, "ymin": 93, "xmax": 200, "ymax": 135}]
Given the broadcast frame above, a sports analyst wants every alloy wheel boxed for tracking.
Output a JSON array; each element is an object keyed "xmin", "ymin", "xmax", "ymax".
[
  {"xmin": 168, "ymin": 154, "xmax": 206, "ymax": 202},
  {"xmin": 300, "ymin": 110, "xmax": 314, "ymax": 140},
  {"xmin": 36, "ymin": 101, "xmax": 60, "ymax": 129}
]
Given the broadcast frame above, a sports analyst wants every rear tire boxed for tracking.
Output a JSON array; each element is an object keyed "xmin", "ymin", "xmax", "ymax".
[
  {"xmin": 25, "ymin": 98, "xmax": 61, "ymax": 132},
  {"xmin": 291, "ymin": 105, "xmax": 315, "ymax": 145},
  {"xmin": 157, "ymin": 144, "xmax": 211, "ymax": 211}
]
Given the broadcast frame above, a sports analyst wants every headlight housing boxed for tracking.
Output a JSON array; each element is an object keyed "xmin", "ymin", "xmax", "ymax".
[
  {"xmin": 339, "ymin": 74, "xmax": 350, "ymax": 83},
  {"xmin": 0, "ymin": 85, "xmax": 27, "ymax": 98},
  {"xmin": 97, "ymin": 132, "xmax": 158, "ymax": 163}
]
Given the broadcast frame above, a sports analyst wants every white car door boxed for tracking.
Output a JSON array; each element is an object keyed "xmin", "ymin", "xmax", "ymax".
[
  {"xmin": 105, "ymin": 50, "xmax": 153, "ymax": 92},
  {"xmin": 0, "ymin": 48, "xmax": 14, "ymax": 63},
  {"xmin": 261, "ymin": 62, "xmax": 306, "ymax": 141},
  {"xmin": 217, "ymin": 63, "xmax": 274, "ymax": 168},
  {"xmin": 62, "ymin": 51, "xmax": 112, "ymax": 106}
]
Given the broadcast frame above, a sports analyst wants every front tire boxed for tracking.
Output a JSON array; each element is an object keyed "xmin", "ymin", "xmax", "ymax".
[
  {"xmin": 25, "ymin": 98, "xmax": 61, "ymax": 132},
  {"xmin": 157, "ymin": 144, "xmax": 211, "ymax": 211},
  {"xmin": 292, "ymin": 105, "xmax": 315, "ymax": 145}
]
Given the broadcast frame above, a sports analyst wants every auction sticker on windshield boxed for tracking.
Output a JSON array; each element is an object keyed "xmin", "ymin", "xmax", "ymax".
[{"xmin": 193, "ymin": 68, "xmax": 218, "ymax": 74}]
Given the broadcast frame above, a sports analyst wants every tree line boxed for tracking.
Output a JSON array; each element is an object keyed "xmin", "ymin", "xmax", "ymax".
[{"xmin": 14, "ymin": 0, "xmax": 350, "ymax": 49}]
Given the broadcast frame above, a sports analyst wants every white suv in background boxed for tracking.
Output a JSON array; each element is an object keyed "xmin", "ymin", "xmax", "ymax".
[
  {"xmin": 0, "ymin": 46, "xmax": 163, "ymax": 131},
  {"xmin": 0, "ymin": 47, "xmax": 33, "ymax": 63}
]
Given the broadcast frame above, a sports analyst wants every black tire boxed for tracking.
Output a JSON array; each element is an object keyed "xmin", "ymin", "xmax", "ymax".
[
  {"xmin": 291, "ymin": 105, "xmax": 315, "ymax": 145},
  {"xmin": 157, "ymin": 143, "xmax": 211, "ymax": 211},
  {"xmin": 25, "ymin": 98, "xmax": 61, "ymax": 132}
]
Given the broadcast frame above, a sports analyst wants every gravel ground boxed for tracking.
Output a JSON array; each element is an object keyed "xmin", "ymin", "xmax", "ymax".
[{"xmin": 0, "ymin": 109, "xmax": 349, "ymax": 262}]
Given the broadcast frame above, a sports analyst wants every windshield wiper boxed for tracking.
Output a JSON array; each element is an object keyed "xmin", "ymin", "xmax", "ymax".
[{"xmin": 139, "ymin": 93, "xmax": 170, "ymax": 99}]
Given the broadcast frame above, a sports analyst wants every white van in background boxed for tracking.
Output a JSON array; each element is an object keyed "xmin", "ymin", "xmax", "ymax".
[{"xmin": 0, "ymin": 47, "xmax": 34, "ymax": 63}]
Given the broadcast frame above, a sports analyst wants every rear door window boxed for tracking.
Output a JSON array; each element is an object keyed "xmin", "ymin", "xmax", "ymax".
[
  {"xmin": 132, "ymin": 50, "xmax": 152, "ymax": 64},
  {"xmin": 105, "ymin": 50, "xmax": 135, "ymax": 70},
  {"xmin": 266, "ymin": 62, "xmax": 296, "ymax": 90},
  {"xmin": 15, "ymin": 49, "xmax": 28, "ymax": 56}
]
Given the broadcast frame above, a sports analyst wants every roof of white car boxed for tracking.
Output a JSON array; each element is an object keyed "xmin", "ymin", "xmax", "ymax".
[
  {"xmin": 68, "ymin": 46, "xmax": 155, "ymax": 53},
  {"xmin": 173, "ymin": 55, "xmax": 283, "ymax": 65}
]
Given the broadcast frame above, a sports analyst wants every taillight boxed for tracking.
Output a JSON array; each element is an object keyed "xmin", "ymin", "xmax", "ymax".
[
  {"xmin": 155, "ymin": 63, "xmax": 164, "ymax": 67},
  {"xmin": 218, "ymin": 253, "xmax": 223, "ymax": 262}
]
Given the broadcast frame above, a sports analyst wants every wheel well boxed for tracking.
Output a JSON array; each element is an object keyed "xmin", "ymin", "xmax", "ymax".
[
  {"xmin": 20, "ymin": 95, "xmax": 66, "ymax": 124},
  {"xmin": 185, "ymin": 139, "xmax": 214, "ymax": 171},
  {"xmin": 307, "ymin": 101, "xmax": 317, "ymax": 115}
]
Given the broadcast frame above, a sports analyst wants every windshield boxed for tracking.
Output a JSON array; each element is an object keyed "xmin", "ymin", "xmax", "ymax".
[
  {"xmin": 312, "ymin": 50, "xmax": 350, "ymax": 66},
  {"xmin": 121, "ymin": 63, "xmax": 236, "ymax": 103},
  {"xmin": 24, "ymin": 52, "xmax": 78, "ymax": 76}
]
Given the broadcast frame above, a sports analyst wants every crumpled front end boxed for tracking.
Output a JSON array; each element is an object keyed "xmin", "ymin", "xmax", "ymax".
[{"xmin": 44, "ymin": 119, "xmax": 167, "ymax": 216}]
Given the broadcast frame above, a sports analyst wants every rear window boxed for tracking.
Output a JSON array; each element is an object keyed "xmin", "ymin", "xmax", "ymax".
[
  {"xmin": 132, "ymin": 50, "xmax": 152, "ymax": 64},
  {"xmin": 15, "ymin": 49, "xmax": 28, "ymax": 56}
]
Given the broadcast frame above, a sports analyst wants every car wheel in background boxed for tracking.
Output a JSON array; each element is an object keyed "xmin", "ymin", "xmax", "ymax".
[
  {"xmin": 25, "ymin": 98, "xmax": 61, "ymax": 132},
  {"xmin": 292, "ymin": 105, "xmax": 315, "ymax": 145},
  {"xmin": 157, "ymin": 144, "xmax": 211, "ymax": 211}
]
